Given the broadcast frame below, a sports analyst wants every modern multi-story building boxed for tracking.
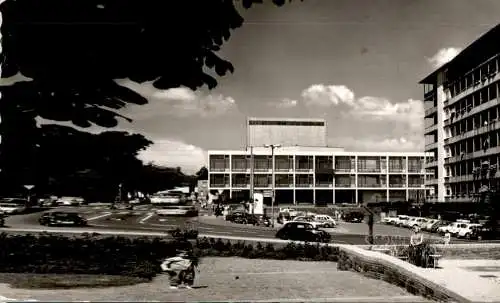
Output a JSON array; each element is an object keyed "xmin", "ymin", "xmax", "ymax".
[
  {"xmin": 247, "ymin": 117, "xmax": 327, "ymax": 147},
  {"xmin": 421, "ymin": 24, "xmax": 500, "ymax": 203},
  {"xmin": 208, "ymin": 146, "xmax": 429, "ymax": 206}
]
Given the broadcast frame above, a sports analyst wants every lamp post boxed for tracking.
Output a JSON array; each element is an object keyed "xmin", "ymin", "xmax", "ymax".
[{"xmin": 264, "ymin": 144, "xmax": 281, "ymax": 228}]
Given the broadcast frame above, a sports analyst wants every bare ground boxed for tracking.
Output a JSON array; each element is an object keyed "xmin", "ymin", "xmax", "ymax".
[{"xmin": 0, "ymin": 257, "xmax": 427, "ymax": 302}]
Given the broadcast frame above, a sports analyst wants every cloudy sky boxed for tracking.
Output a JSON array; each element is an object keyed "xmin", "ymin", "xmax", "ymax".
[{"xmin": 38, "ymin": 0, "xmax": 500, "ymax": 173}]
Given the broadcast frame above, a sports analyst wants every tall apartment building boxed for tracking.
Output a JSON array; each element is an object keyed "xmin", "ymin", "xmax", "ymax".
[
  {"xmin": 208, "ymin": 147, "xmax": 428, "ymax": 205},
  {"xmin": 247, "ymin": 117, "xmax": 327, "ymax": 147},
  {"xmin": 421, "ymin": 24, "xmax": 500, "ymax": 203}
]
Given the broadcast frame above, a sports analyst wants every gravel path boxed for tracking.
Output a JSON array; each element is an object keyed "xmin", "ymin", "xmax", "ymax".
[{"xmin": 0, "ymin": 258, "xmax": 424, "ymax": 301}]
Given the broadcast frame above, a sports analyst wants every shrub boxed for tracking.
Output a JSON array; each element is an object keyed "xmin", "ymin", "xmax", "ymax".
[{"xmin": 0, "ymin": 232, "xmax": 340, "ymax": 279}]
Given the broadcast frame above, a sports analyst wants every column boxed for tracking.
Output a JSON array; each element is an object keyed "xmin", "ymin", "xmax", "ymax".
[
  {"xmin": 386, "ymin": 156, "xmax": 390, "ymax": 202},
  {"xmin": 405, "ymin": 156, "xmax": 409, "ymax": 201},
  {"xmin": 312, "ymin": 155, "xmax": 316, "ymax": 205},
  {"xmin": 354, "ymin": 155, "xmax": 359, "ymax": 204},
  {"xmin": 229, "ymin": 154, "xmax": 233, "ymax": 198},
  {"xmin": 332, "ymin": 155, "xmax": 336, "ymax": 204},
  {"xmin": 293, "ymin": 155, "xmax": 296, "ymax": 205}
]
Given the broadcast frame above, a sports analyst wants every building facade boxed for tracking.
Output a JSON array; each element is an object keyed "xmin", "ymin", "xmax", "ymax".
[
  {"xmin": 421, "ymin": 24, "xmax": 500, "ymax": 203},
  {"xmin": 208, "ymin": 147, "xmax": 429, "ymax": 205},
  {"xmin": 247, "ymin": 117, "xmax": 327, "ymax": 147}
]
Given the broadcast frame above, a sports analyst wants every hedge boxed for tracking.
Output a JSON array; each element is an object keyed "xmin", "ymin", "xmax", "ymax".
[{"xmin": 0, "ymin": 233, "xmax": 339, "ymax": 280}]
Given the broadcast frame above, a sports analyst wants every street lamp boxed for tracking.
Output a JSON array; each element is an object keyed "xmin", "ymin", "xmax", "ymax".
[{"xmin": 264, "ymin": 144, "xmax": 281, "ymax": 228}]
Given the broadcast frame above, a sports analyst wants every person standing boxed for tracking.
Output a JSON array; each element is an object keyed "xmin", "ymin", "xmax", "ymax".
[{"xmin": 161, "ymin": 249, "xmax": 198, "ymax": 289}]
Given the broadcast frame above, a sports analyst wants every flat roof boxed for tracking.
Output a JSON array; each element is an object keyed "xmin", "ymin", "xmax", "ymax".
[
  {"xmin": 247, "ymin": 117, "xmax": 326, "ymax": 122},
  {"xmin": 420, "ymin": 23, "xmax": 500, "ymax": 84},
  {"xmin": 208, "ymin": 148, "xmax": 426, "ymax": 157}
]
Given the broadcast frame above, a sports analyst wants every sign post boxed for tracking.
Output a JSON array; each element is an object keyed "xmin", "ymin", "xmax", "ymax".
[{"xmin": 24, "ymin": 185, "xmax": 35, "ymax": 207}]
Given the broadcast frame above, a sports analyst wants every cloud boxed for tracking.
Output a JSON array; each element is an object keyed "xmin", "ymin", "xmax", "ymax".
[
  {"xmin": 299, "ymin": 84, "xmax": 424, "ymax": 132},
  {"xmin": 330, "ymin": 136, "xmax": 424, "ymax": 152},
  {"xmin": 269, "ymin": 98, "xmax": 298, "ymax": 108},
  {"xmin": 301, "ymin": 84, "xmax": 355, "ymax": 107},
  {"xmin": 137, "ymin": 139, "xmax": 206, "ymax": 174},
  {"xmin": 428, "ymin": 47, "xmax": 462, "ymax": 68},
  {"xmin": 117, "ymin": 79, "xmax": 237, "ymax": 119}
]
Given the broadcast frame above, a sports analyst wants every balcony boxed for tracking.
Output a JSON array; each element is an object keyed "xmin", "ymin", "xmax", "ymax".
[
  {"xmin": 446, "ymin": 174, "xmax": 475, "ymax": 183},
  {"xmin": 231, "ymin": 158, "xmax": 249, "ymax": 172},
  {"xmin": 446, "ymin": 70, "xmax": 500, "ymax": 107},
  {"xmin": 315, "ymin": 182, "xmax": 334, "ymax": 188},
  {"xmin": 425, "ymin": 160, "xmax": 438, "ymax": 168},
  {"xmin": 424, "ymin": 124, "xmax": 438, "ymax": 134},
  {"xmin": 276, "ymin": 182, "xmax": 294, "ymax": 188},
  {"xmin": 275, "ymin": 156, "xmax": 293, "ymax": 172},
  {"xmin": 447, "ymin": 99, "xmax": 500, "ymax": 130},
  {"xmin": 408, "ymin": 183, "xmax": 424, "ymax": 188},
  {"xmin": 335, "ymin": 183, "xmax": 356, "ymax": 188},
  {"xmin": 425, "ymin": 107, "xmax": 437, "ymax": 117},
  {"xmin": 232, "ymin": 183, "xmax": 250, "ymax": 188},
  {"xmin": 296, "ymin": 183, "xmax": 314, "ymax": 188},
  {"xmin": 357, "ymin": 167, "xmax": 381, "ymax": 173},
  {"xmin": 445, "ymin": 146, "xmax": 500, "ymax": 164},
  {"xmin": 425, "ymin": 142, "xmax": 438, "ymax": 151},
  {"xmin": 358, "ymin": 183, "xmax": 384, "ymax": 188},
  {"xmin": 425, "ymin": 178, "xmax": 439, "ymax": 185},
  {"xmin": 445, "ymin": 119, "xmax": 500, "ymax": 146}
]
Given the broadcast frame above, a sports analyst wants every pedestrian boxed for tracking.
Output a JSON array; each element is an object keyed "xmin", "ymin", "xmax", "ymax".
[{"xmin": 160, "ymin": 249, "xmax": 199, "ymax": 289}]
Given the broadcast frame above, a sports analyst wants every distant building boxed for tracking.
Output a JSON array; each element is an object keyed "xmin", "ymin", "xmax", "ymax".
[
  {"xmin": 420, "ymin": 23, "xmax": 500, "ymax": 203},
  {"xmin": 247, "ymin": 117, "xmax": 327, "ymax": 148},
  {"xmin": 209, "ymin": 115, "xmax": 429, "ymax": 205}
]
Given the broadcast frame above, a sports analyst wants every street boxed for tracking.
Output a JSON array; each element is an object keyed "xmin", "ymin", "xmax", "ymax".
[{"xmin": 0, "ymin": 206, "xmax": 489, "ymax": 245}]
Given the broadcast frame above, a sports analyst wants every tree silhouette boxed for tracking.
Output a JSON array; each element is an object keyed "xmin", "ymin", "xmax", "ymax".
[
  {"xmin": 196, "ymin": 166, "xmax": 209, "ymax": 180},
  {"xmin": 0, "ymin": 0, "xmax": 301, "ymax": 192}
]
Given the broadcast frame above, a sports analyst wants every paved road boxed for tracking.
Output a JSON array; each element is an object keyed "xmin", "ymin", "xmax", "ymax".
[{"xmin": 0, "ymin": 207, "xmax": 487, "ymax": 245}]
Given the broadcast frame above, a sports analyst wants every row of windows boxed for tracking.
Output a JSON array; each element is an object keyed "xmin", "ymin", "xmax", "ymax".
[
  {"xmin": 445, "ymin": 81, "xmax": 499, "ymax": 120},
  {"xmin": 248, "ymin": 120, "xmax": 325, "ymax": 126}
]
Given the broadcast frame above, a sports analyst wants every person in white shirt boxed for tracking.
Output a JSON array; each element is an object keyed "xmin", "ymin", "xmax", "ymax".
[{"xmin": 161, "ymin": 250, "xmax": 198, "ymax": 289}]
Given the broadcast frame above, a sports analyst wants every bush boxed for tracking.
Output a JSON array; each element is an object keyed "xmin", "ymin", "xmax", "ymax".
[{"xmin": 0, "ymin": 232, "xmax": 340, "ymax": 278}]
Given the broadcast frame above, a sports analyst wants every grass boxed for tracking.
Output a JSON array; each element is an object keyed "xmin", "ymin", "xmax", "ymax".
[
  {"xmin": 0, "ymin": 273, "xmax": 148, "ymax": 289},
  {"xmin": 0, "ymin": 258, "xmax": 424, "ymax": 301}
]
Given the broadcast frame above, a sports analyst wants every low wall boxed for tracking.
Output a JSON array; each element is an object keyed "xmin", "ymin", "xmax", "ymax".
[
  {"xmin": 358, "ymin": 243, "xmax": 500, "ymax": 260},
  {"xmin": 336, "ymin": 245, "xmax": 464, "ymax": 302}
]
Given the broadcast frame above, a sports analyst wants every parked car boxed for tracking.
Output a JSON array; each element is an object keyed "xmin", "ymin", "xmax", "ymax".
[
  {"xmin": 56, "ymin": 197, "xmax": 85, "ymax": 206},
  {"xmin": 393, "ymin": 215, "xmax": 410, "ymax": 227},
  {"xmin": 343, "ymin": 211, "xmax": 365, "ymax": 223},
  {"xmin": 456, "ymin": 223, "xmax": 483, "ymax": 239},
  {"xmin": 292, "ymin": 216, "xmax": 323, "ymax": 229},
  {"xmin": 469, "ymin": 224, "xmax": 500, "ymax": 240},
  {"xmin": 275, "ymin": 222, "xmax": 331, "ymax": 243},
  {"xmin": 430, "ymin": 220, "xmax": 450, "ymax": 233},
  {"xmin": 382, "ymin": 216, "xmax": 398, "ymax": 225},
  {"xmin": 311, "ymin": 215, "xmax": 337, "ymax": 228},
  {"xmin": 421, "ymin": 219, "xmax": 439, "ymax": 231},
  {"xmin": 226, "ymin": 212, "xmax": 260, "ymax": 225},
  {"xmin": 409, "ymin": 218, "xmax": 428, "ymax": 229},
  {"xmin": 437, "ymin": 222, "xmax": 462, "ymax": 236},
  {"xmin": 39, "ymin": 212, "xmax": 88, "ymax": 227}
]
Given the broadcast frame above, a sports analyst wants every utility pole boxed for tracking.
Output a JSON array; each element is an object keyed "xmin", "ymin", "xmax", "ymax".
[
  {"xmin": 250, "ymin": 146, "xmax": 254, "ymax": 215},
  {"xmin": 265, "ymin": 144, "xmax": 281, "ymax": 228}
]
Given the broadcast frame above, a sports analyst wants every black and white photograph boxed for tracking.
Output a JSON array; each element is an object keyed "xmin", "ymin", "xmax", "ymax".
[{"xmin": 0, "ymin": 0, "xmax": 500, "ymax": 301}]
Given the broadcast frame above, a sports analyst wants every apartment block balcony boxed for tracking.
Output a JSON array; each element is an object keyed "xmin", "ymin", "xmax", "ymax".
[
  {"xmin": 315, "ymin": 174, "xmax": 334, "ymax": 187},
  {"xmin": 231, "ymin": 156, "xmax": 250, "ymax": 172},
  {"xmin": 425, "ymin": 142, "xmax": 438, "ymax": 151},
  {"xmin": 209, "ymin": 155, "xmax": 230, "ymax": 172},
  {"xmin": 425, "ymin": 124, "xmax": 438, "ymax": 134},
  {"xmin": 275, "ymin": 174, "xmax": 294, "ymax": 188},
  {"xmin": 335, "ymin": 183, "xmax": 356, "ymax": 188},
  {"xmin": 425, "ymin": 106, "xmax": 437, "ymax": 117},
  {"xmin": 295, "ymin": 175, "xmax": 314, "ymax": 187},
  {"xmin": 358, "ymin": 175, "xmax": 385, "ymax": 188},
  {"xmin": 425, "ymin": 178, "xmax": 439, "ymax": 185},
  {"xmin": 358, "ymin": 183, "xmax": 384, "ymax": 188},
  {"xmin": 335, "ymin": 157, "xmax": 355, "ymax": 173},
  {"xmin": 275, "ymin": 155, "xmax": 293, "ymax": 172},
  {"xmin": 210, "ymin": 174, "xmax": 230, "ymax": 188},
  {"xmin": 425, "ymin": 160, "xmax": 438, "ymax": 168},
  {"xmin": 446, "ymin": 174, "xmax": 475, "ymax": 183},
  {"xmin": 254, "ymin": 156, "xmax": 272, "ymax": 172},
  {"xmin": 253, "ymin": 175, "xmax": 271, "ymax": 188},
  {"xmin": 357, "ymin": 167, "xmax": 382, "ymax": 173},
  {"xmin": 388, "ymin": 175, "xmax": 405, "ymax": 188},
  {"xmin": 315, "ymin": 156, "xmax": 333, "ymax": 174},
  {"xmin": 446, "ymin": 69, "xmax": 500, "ymax": 107},
  {"xmin": 295, "ymin": 155, "xmax": 314, "ymax": 173},
  {"xmin": 445, "ymin": 146, "xmax": 500, "ymax": 165},
  {"xmin": 445, "ymin": 119, "xmax": 500, "ymax": 146}
]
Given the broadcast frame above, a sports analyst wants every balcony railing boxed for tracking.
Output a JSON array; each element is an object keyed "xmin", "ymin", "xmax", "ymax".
[
  {"xmin": 211, "ymin": 183, "xmax": 229, "ymax": 188},
  {"xmin": 445, "ymin": 119, "xmax": 500, "ymax": 146},
  {"xmin": 254, "ymin": 183, "xmax": 270, "ymax": 188},
  {"xmin": 389, "ymin": 183, "xmax": 405, "ymax": 188},
  {"xmin": 408, "ymin": 183, "xmax": 424, "ymax": 188},
  {"xmin": 425, "ymin": 142, "xmax": 438, "ymax": 150},
  {"xmin": 296, "ymin": 183, "xmax": 314, "ymax": 187},
  {"xmin": 335, "ymin": 183, "xmax": 355, "ymax": 188},
  {"xmin": 388, "ymin": 167, "xmax": 406, "ymax": 173},
  {"xmin": 276, "ymin": 183, "xmax": 294, "ymax": 188},
  {"xmin": 315, "ymin": 182, "xmax": 333, "ymax": 187},
  {"xmin": 446, "ymin": 70, "xmax": 500, "ymax": 108},
  {"xmin": 358, "ymin": 183, "xmax": 384, "ymax": 188},
  {"xmin": 425, "ymin": 124, "xmax": 438, "ymax": 134},
  {"xmin": 425, "ymin": 106, "xmax": 437, "ymax": 117},
  {"xmin": 232, "ymin": 183, "xmax": 250, "ymax": 188},
  {"xmin": 446, "ymin": 174, "xmax": 475, "ymax": 183},
  {"xmin": 296, "ymin": 167, "xmax": 313, "ymax": 172},
  {"xmin": 275, "ymin": 166, "xmax": 292, "ymax": 172},
  {"xmin": 425, "ymin": 161, "xmax": 438, "ymax": 167},
  {"xmin": 357, "ymin": 168, "xmax": 381, "ymax": 173},
  {"xmin": 445, "ymin": 146, "xmax": 500, "ymax": 164}
]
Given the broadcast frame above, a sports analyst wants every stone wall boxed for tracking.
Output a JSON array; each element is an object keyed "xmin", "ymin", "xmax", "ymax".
[{"xmin": 337, "ymin": 246, "xmax": 462, "ymax": 302}]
